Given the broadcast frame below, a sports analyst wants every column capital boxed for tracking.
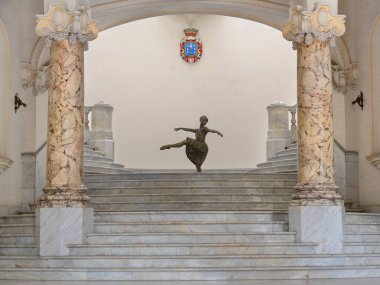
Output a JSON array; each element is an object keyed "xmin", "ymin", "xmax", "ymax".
[
  {"xmin": 282, "ymin": 3, "xmax": 345, "ymax": 48},
  {"xmin": 35, "ymin": 3, "xmax": 98, "ymax": 48}
]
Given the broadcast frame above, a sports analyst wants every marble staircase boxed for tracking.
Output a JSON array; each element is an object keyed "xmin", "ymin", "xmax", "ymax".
[{"xmin": 1, "ymin": 171, "xmax": 380, "ymax": 280}]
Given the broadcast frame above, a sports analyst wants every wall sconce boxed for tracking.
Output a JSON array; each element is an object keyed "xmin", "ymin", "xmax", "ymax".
[
  {"xmin": 14, "ymin": 93, "xmax": 27, "ymax": 113},
  {"xmin": 352, "ymin": 91, "xmax": 364, "ymax": 111}
]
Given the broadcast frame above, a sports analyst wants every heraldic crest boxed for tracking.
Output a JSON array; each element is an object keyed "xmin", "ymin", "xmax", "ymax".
[{"xmin": 180, "ymin": 28, "xmax": 203, "ymax": 63}]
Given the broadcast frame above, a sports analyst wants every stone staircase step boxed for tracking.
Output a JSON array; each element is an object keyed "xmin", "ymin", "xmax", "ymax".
[
  {"xmin": 345, "ymin": 233, "xmax": 380, "ymax": 243},
  {"xmin": 85, "ymin": 166, "xmax": 132, "ymax": 174},
  {"xmin": 84, "ymin": 155, "xmax": 114, "ymax": 162},
  {"xmin": 87, "ymin": 232, "xmax": 297, "ymax": 244},
  {"xmin": 0, "ymin": 234, "xmax": 35, "ymax": 245},
  {"xmin": 0, "ymin": 224, "xmax": 35, "ymax": 234},
  {"xmin": 85, "ymin": 179, "xmax": 297, "ymax": 188},
  {"xmin": 93, "ymin": 221, "xmax": 288, "ymax": 233},
  {"xmin": 345, "ymin": 223, "xmax": 380, "ymax": 233},
  {"xmin": 84, "ymin": 150, "xmax": 106, "ymax": 158},
  {"xmin": 268, "ymin": 153, "xmax": 296, "ymax": 161},
  {"xmin": 285, "ymin": 144, "xmax": 297, "ymax": 150},
  {"xmin": 94, "ymin": 211, "xmax": 288, "ymax": 223},
  {"xmin": 85, "ymin": 160, "xmax": 125, "ymax": 169},
  {"xmin": 249, "ymin": 165, "xmax": 297, "ymax": 174},
  {"xmin": 345, "ymin": 213, "xmax": 380, "ymax": 224},
  {"xmin": 88, "ymin": 186, "xmax": 296, "ymax": 196},
  {"xmin": 85, "ymin": 172, "xmax": 297, "ymax": 182},
  {"xmin": 2, "ymin": 265, "xmax": 380, "ymax": 281},
  {"xmin": 0, "ymin": 214, "xmax": 35, "ymax": 224},
  {"xmin": 89, "ymin": 193, "xmax": 291, "ymax": 203},
  {"xmin": 344, "ymin": 243, "xmax": 380, "ymax": 254},
  {"xmin": 91, "ymin": 201, "xmax": 289, "ymax": 211},
  {"xmin": 68, "ymin": 243, "xmax": 316, "ymax": 256},
  {"xmin": 256, "ymin": 158, "xmax": 297, "ymax": 168},
  {"xmin": 0, "ymin": 245, "xmax": 38, "ymax": 256},
  {"xmin": 4, "ymin": 254, "xmax": 380, "ymax": 269}
]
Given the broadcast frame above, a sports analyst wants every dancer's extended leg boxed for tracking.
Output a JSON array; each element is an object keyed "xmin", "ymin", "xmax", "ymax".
[{"xmin": 160, "ymin": 140, "xmax": 187, "ymax": 150}]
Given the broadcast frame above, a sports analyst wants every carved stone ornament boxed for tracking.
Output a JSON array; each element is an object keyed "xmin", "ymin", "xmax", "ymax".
[
  {"xmin": 332, "ymin": 63, "xmax": 358, "ymax": 93},
  {"xmin": 367, "ymin": 153, "xmax": 380, "ymax": 170},
  {"xmin": 35, "ymin": 3, "xmax": 98, "ymax": 49},
  {"xmin": 282, "ymin": 3, "xmax": 346, "ymax": 48},
  {"xmin": 21, "ymin": 63, "xmax": 50, "ymax": 96},
  {"xmin": 0, "ymin": 157, "xmax": 13, "ymax": 175}
]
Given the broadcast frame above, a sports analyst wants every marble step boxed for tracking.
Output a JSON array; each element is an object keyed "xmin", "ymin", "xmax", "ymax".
[
  {"xmin": 0, "ymin": 234, "xmax": 35, "ymax": 245},
  {"xmin": 344, "ymin": 243, "xmax": 380, "ymax": 254},
  {"xmin": 84, "ymin": 160, "xmax": 125, "ymax": 169},
  {"xmin": 276, "ymin": 149, "xmax": 297, "ymax": 156},
  {"xmin": 91, "ymin": 201, "xmax": 289, "ymax": 211},
  {"xmin": 84, "ymin": 155, "xmax": 113, "ymax": 162},
  {"xmin": 94, "ymin": 211, "xmax": 288, "ymax": 223},
  {"xmin": 4, "ymin": 254, "xmax": 380, "ymax": 269},
  {"xmin": 249, "ymin": 165, "xmax": 297, "ymax": 174},
  {"xmin": 345, "ymin": 213, "xmax": 380, "ymax": 224},
  {"xmin": 88, "ymin": 186, "xmax": 296, "ymax": 196},
  {"xmin": 68, "ymin": 243, "xmax": 316, "ymax": 256},
  {"xmin": 85, "ymin": 172, "xmax": 297, "ymax": 181},
  {"xmin": 84, "ymin": 150, "xmax": 106, "ymax": 158},
  {"xmin": 89, "ymin": 193, "xmax": 291, "ymax": 203},
  {"xmin": 285, "ymin": 144, "xmax": 297, "ymax": 150},
  {"xmin": 344, "ymin": 233, "xmax": 380, "ymax": 243},
  {"xmin": 0, "ymin": 214, "xmax": 35, "ymax": 224},
  {"xmin": 345, "ymin": 223, "xmax": 380, "ymax": 233},
  {"xmin": 84, "ymin": 144, "xmax": 97, "ymax": 151},
  {"xmin": 256, "ymin": 158, "xmax": 297, "ymax": 168},
  {"xmin": 87, "ymin": 232, "xmax": 296, "ymax": 244},
  {"xmin": 85, "ymin": 166, "xmax": 132, "ymax": 174},
  {"xmin": 0, "ymin": 245, "xmax": 38, "ymax": 256},
  {"xmin": 2, "ymin": 265, "xmax": 380, "ymax": 281},
  {"xmin": 268, "ymin": 153, "xmax": 297, "ymax": 162},
  {"xmin": 93, "ymin": 221, "xmax": 288, "ymax": 233},
  {"xmin": 0, "ymin": 224, "xmax": 34, "ymax": 234},
  {"xmin": 85, "ymin": 179, "xmax": 297, "ymax": 188}
]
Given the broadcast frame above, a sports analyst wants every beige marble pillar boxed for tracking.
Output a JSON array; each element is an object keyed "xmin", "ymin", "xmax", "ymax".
[
  {"xmin": 283, "ymin": 3, "xmax": 346, "ymax": 206},
  {"xmin": 35, "ymin": 4, "xmax": 98, "ymax": 207}
]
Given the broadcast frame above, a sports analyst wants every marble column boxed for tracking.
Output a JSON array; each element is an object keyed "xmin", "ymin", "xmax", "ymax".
[
  {"xmin": 283, "ymin": 3, "xmax": 346, "ymax": 253},
  {"xmin": 35, "ymin": 3, "xmax": 98, "ymax": 256}
]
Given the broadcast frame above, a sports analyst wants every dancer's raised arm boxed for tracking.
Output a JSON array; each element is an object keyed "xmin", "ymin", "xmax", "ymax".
[
  {"xmin": 206, "ymin": 128, "xmax": 223, "ymax": 137},
  {"xmin": 174, "ymin": 127, "xmax": 196, "ymax": 133}
]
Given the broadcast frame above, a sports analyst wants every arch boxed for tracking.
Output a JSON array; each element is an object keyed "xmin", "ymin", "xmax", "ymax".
[{"xmin": 0, "ymin": 17, "xmax": 9, "ymax": 158}]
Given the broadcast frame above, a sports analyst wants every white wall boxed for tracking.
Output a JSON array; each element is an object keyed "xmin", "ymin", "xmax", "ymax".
[
  {"xmin": 84, "ymin": 15, "xmax": 297, "ymax": 169},
  {"xmin": 340, "ymin": 0, "xmax": 380, "ymax": 209}
]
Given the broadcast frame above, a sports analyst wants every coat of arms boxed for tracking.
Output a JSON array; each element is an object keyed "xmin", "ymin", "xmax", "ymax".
[{"xmin": 180, "ymin": 28, "xmax": 202, "ymax": 63}]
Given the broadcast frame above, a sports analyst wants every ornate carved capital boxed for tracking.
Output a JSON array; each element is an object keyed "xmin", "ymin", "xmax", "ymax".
[
  {"xmin": 35, "ymin": 3, "xmax": 98, "ymax": 49},
  {"xmin": 367, "ymin": 153, "xmax": 380, "ymax": 170},
  {"xmin": 332, "ymin": 63, "xmax": 358, "ymax": 93},
  {"xmin": 283, "ymin": 3, "xmax": 345, "ymax": 48}
]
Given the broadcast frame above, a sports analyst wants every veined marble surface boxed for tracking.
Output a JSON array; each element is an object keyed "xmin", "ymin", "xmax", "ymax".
[{"xmin": 40, "ymin": 39, "xmax": 88, "ymax": 207}]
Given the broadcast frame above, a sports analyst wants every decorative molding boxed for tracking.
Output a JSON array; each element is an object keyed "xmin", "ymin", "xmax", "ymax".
[
  {"xmin": 35, "ymin": 3, "xmax": 98, "ymax": 49},
  {"xmin": 282, "ymin": 3, "xmax": 345, "ymax": 48},
  {"xmin": 332, "ymin": 63, "xmax": 358, "ymax": 93},
  {"xmin": 367, "ymin": 153, "xmax": 380, "ymax": 170},
  {"xmin": 21, "ymin": 63, "xmax": 50, "ymax": 96},
  {"xmin": 0, "ymin": 156, "xmax": 12, "ymax": 174}
]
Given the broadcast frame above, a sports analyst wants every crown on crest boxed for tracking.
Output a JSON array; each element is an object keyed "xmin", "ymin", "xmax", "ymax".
[{"xmin": 184, "ymin": 28, "xmax": 198, "ymax": 37}]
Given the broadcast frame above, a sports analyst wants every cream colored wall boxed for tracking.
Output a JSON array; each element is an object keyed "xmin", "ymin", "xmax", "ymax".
[
  {"xmin": 0, "ymin": 0, "xmax": 42, "ymax": 213},
  {"xmin": 340, "ymin": 0, "xmax": 380, "ymax": 209},
  {"xmin": 84, "ymin": 14, "xmax": 297, "ymax": 169}
]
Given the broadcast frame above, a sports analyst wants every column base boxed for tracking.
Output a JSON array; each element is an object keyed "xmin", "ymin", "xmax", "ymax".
[
  {"xmin": 38, "ymin": 186, "xmax": 90, "ymax": 207},
  {"xmin": 36, "ymin": 207, "xmax": 93, "ymax": 256},
  {"xmin": 289, "ymin": 205, "xmax": 344, "ymax": 254},
  {"xmin": 291, "ymin": 184, "xmax": 344, "ymax": 206}
]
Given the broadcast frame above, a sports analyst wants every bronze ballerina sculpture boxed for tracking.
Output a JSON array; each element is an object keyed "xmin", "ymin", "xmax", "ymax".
[{"xmin": 160, "ymin": 116, "xmax": 223, "ymax": 172}]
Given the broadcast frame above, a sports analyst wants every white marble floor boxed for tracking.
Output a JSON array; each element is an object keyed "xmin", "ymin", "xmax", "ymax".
[{"xmin": 2, "ymin": 280, "xmax": 380, "ymax": 285}]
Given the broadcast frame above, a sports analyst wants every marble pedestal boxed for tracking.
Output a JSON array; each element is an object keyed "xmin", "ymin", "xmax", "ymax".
[
  {"xmin": 289, "ymin": 206, "xmax": 343, "ymax": 254},
  {"xmin": 36, "ymin": 208, "xmax": 93, "ymax": 256}
]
